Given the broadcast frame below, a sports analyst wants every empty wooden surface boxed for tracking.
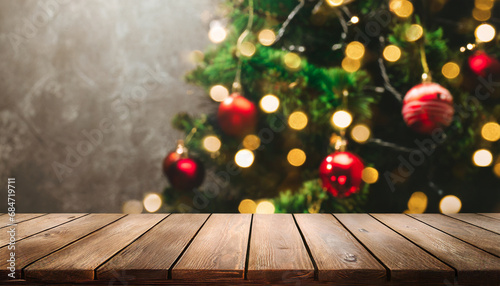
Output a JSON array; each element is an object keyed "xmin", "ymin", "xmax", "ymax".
[{"xmin": 1, "ymin": 213, "xmax": 499, "ymax": 285}]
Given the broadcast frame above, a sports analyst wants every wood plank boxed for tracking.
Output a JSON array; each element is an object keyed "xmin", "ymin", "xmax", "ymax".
[
  {"xmin": 478, "ymin": 213, "xmax": 500, "ymax": 221},
  {"xmin": 373, "ymin": 213, "xmax": 500, "ymax": 284},
  {"xmin": 0, "ymin": 213, "xmax": 46, "ymax": 228},
  {"xmin": 24, "ymin": 214, "xmax": 167, "ymax": 282},
  {"xmin": 97, "ymin": 213, "xmax": 209, "ymax": 280},
  {"xmin": 172, "ymin": 214, "xmax": 251, "ymax": 281},
  {"xmin": 410, "ymin": 214, "xmax": 500, "ymax": 257},
  {"xmin": 247, "ymin": 214, "xmax": 314, "ymax": 282},
  {"xmin": 335, "ymin": 214, "xmax": 453, "ymax": 283},
  {"xmin": 294, "ymin": 214, "xmax": 385, "ymax": 282},
  {"xmin": 0, "ymin": 213, "xmax": 87, "ymax": 247},
  {"xmin": 0, "ymin": 214, "xmax": 124, "ymax": 279},
  {"xmin": 447, "ymin": 213, "xmax": 500, "ymax": 234}
]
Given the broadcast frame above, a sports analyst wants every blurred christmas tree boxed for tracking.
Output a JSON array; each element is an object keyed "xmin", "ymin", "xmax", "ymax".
[{"xmin": 162, "ymin": 0, "xmax": 500, "ymax": 214}]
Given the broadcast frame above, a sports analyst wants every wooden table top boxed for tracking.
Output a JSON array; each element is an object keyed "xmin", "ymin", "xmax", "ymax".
[{"xmin": 1, "ymin": 213, "xmax": 499, "ymax": 285}]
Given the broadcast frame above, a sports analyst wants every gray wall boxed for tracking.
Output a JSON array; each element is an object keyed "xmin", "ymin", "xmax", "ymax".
[{"xmin": 0, "ymin": 0, "xmax": 220, "ymax": 212}]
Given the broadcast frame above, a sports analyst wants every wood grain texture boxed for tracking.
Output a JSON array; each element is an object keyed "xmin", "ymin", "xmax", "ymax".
[
  {"xmin": 294, "ymin": 214, "xmax": 386, "ymax": 282},
  {"xmin": 373, "ymin": 213, "xmax": 500, "ymax": 284},
  {"xmin": 410, "ymin": 214, "xmax": 500, "ymax": 257},
  {"xmin": 447, "ymin": 213, "xmax": 500, "ymax": 234},
  {"xmin": 335, "ymin": 214, "xmax": 454, "ymax": 283},
  {"xmin": 24, "ymin": 214, "xmax": 166, "ymax": 282},
  {"xmin": 172, "ymin": 214, "xmax": 251, "ymax": 281},
  {"xmin": 0, "ymin": 213, "xmax": 87, "ymax": 247},
  {"xmin": 0, "ymin": 214, "xmax": 124, "ymax": 279},
  {"xmin": 479, "ymin": 213, "xmax": 500, "ymax": 220},
  {"xmin": 247, "ymin": 214, "xmax": 314, "ymax": 282},
  {"xmin": 0, "ymin": 213, "xmax": 46, "ymax": 228},
  {"xmin": 97, "ymin": 213, "xmax": 209, "ymax": 280}
]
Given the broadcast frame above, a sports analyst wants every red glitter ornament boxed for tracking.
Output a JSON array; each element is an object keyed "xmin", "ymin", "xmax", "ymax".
[
  {"xmin": 319, "ymin": 151, "xmax": 364, "ymax": 198},
  {"xmin": 217, "ymin": 93, "xmax": 257, "ymax": 137},
  {"xmin": 468, "ymin": 51, "xmax": 500, "ymax": 77},
  {"xmin": 162, "ymin": 141, "xmax": 205, "ymax": 191}
]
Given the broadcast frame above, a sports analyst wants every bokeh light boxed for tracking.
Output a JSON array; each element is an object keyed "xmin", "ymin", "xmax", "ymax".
[
  {"xmin": 208, "ymin": 24, "xmax": 227, "ymax": 43},
  {"xmin": 284, "ymin": 52, "xmax": 302, "ymax": 70},
  {"xmin": 351, "ymin": 124, "xmax": 371, "ymax": 143},
  {"xmin": 481, "ymin": 122, "xmax": 500, "ymax": 142},
  {"xmin": 287, "ymin": 148, "xmax": 307, "ymax": 167},
  {"xmin": 243, "ymin": 134, "xmax": 261, "ymax": 151},
  {"xmin": 258, "ymin": 29, "xmax": 276, "ymax": 46},
  {"xmin": 260, "ymin": 94, "xmax": 280, "ymax": 113},
  {"xmin": 406, "ymin": 24, "xmax": 423, "ymax": 42},
  {"xmin": 256, "ymin": 200, "xmax": 275, "ymax": 214},
  {"xmin": 350, "ymin": 16, "xmax": 359, "ymax": 24},
  {"xmin": 441, "ymin": 62, "xmax": 460, "ymax": 79},
  {"xmin": 439, "ymin": 195, "xmax": 462, "ymax": 214},
  {"xmin": 383, "ymin": 45, "xmax": 402, "ymax": 62},
  {"xmin": 342, "ymin": 57, "xmax": 361, "ymax": 72},
  {"xmin": 475, "ymin": 0, "xmax": 494, "ymax": 10},
  {"xmin": 122, "ymin": 200, "xmax": 143, "ymax": 214},
  {"xmin": 494, "ymin": 161, "xmax": 500, "ymax": 178},
  {"xmin": 345, "ymin": 41, "xmax": 365, "ymax": 60},
  {"xmin": 238, "ymin": 199, "xmax": 257, "ymax": 213},
  {"xmin": 235, "ymin": 149, "xmax": 255, "ymax": 168},
  {"xmin": 203, "ymin": 135, "xmax": 221, "ymax": 153},
  {"xmin": 362, "ymin": 167, "xmax": 379, "ymax": 184},
  {"xmin": 288, "ymin": 111, "xmax": 308, "ymax": 130},
  {"xmin": 143, "ymin": 193, "xmax": 162, "ymax": 213},
  {"xmin": 332, "ymin": 110, "xmax": 353, "ymax": 128},
  {"xmin": 473, "ymin": 8, "xmax": 491, "ymax": 21},
  {"xmin": 209, "ymin": 85, "xmax": 229, "ymax": 102},
  {"xmin": 473, "ymin": 149, "xmax": 493, "ymax": 167},
  {"xmin": 407, "ymin": 191, "xmax": 428, "ymax": 214},
  {"xmin": 240, "ymin": 41, "xmax": 256, "ymax": 57},
  {"xmin": 188, "ymin": 50, "xmax": 204, "ymax": 64},
  {"xmin": 391, "ymin": 0, "xmax": 413, "ymax": 18},
  {"xmin": 475, "ymin": 24, "xmax": 496, "ymax": 43},
  {"xmin": 326, "ymin": 0, "xmax": 344, "ymax": 7}
]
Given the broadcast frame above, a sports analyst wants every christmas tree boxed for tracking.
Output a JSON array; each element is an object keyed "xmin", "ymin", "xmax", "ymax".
[{"xmin": 163, "ymin": 0, "xmax": 500, "ymax": 214}]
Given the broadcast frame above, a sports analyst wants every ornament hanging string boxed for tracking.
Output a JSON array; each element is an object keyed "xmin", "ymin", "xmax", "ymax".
[
  {"xmin": 273, "ymin": 0, "xmax": 305, "ymax": 44},
  {"xmin": 233, "ymin": 0, "xmax": 254, "ymax": 93},
  {"xmin": 419, "ymin": 43, "xmax": 431, "ymax": 82}
]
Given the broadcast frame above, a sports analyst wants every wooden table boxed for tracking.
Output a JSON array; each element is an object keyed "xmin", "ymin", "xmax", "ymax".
[{"xmin": 1, "ymin": 213, "xmax": 500, "ymax": 285}]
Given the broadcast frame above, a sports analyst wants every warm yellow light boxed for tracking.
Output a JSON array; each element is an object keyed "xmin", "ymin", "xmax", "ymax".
[
  {"xmin": 122, "ymin": 200, "xmax": 143, "ymax": 214},
  {"xmin": 407, "ymin": 191, "xmax": 428, "ymax": 214},
  {"xmin": 473, "ymin": 8, "xmax": 491, "ymax": 21},
  {"xmin": 473, "ymin": 149, "xmax": 493, "ymax": 167},
  {"xmin": 467, "ymin": 43, "xmax": 475, "ymax": 50},
  {"xmin": 475, "ymin": 0, "xmax": 494, "ymax": 10},
  {"xmin": 326, "ymin": 0, "xmax": 344, "ymax": 7},
  {"xmin": 203, "ymin": 135, "xmax": 221, "ymax": 153},
  {"xmin": 439, "ymin": 195, "xmax": 462, "ymax": 214},
  {"xmin": 393, "ymin": 0, "xmax": 413, "ymax": 18},
  {"xmin": 342, "ymin": 57, "xmax": 361, "ymax": 72},
  {"xmin": 243, "ymin": 134, "xmax": 261, "ymax": 151},
  {"xmin": 235, "ymin": 149, "xmax": 255, "ymax": 168},
  {"xmin": 240, "ymin": 41, "xmax": 256, "ymax": 57},
  {"xmin": 406, "ymin": 24, "xmax": 423, "ymax": 42},
  {"xmin": 209, "ymin": 85, "xmax": 229, "ymax": 102},
  {"xmin": 287, "ymin": 148, "xmax": 306, "ymax": 167},
  {"xmin": 351, "ymin": 124, "xmax": 370, "ymax": 143},
  {"xmin": 442, "ymin": 62, "xmax": 461, "ymax": 79},
  {"xmin": 362, "ymin": 167, "xmax": 379, "ymax": 184},
  {"xmin": 383, "ymin": 45, "xmax": 401, "ymax": 62},
  {"xmin": 238, "ymin": 199, "xmax": 257, "ymax": 213},
  {"xmin": 143, "ymin": 193, "xmax": 162, "ymax": 213},
  {"xmin": 389, "ymin": 0, "xmax": 402, "ymax": 11},
  {"xmin": 284, "ymin": 52, "xmax": 301, "ymax": 70},
  {"xmin": 332, "ymin": 110, "xmax": 353, "ymax": 129},
  {"xmin": 494, "ymin": 163, "xmax": 500, "ymax": 177},
  {"xmin": 208, "ymin": 26, "xmax": 227, "ymax": 43},
  {"xmin": 288, "ymin": 111, "xmax": 308, "ymax": 130},
  {"xmin": 256, "ymin": 200, "xmax": 275, "ymax": 214},
  {"xmin": 350, "ymin": 16, "xmax": 359, "ymax": 24},
  {"xmin": 345, "ymin": 41, "xmax": 365, "ymax": 60},
  {"xmin": 258, "ymin": 29, "xmax": 276, "ymax": 46},
  {"xmin": 481, "ymin": 122, "xmax": 500, "ymax": 142},
  {"xmin": 260, "ymin": 94, "xmax": 280, "ymax": 113},
  {"xmin": 475, "ymin": 24, "xmax": 496, "ymax": 43}
]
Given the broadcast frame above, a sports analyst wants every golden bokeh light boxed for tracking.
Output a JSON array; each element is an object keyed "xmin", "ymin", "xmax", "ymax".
[
  {"xmin": 288, "ymin": 111, "xmax": 308, "ymax": 130},
  {"xmin": 203, "ymin": 135, "xmax": 221, "ymax": 153},
  {"xmin": 391, "ymin": 0, "xmax": 413, "ymax": 18},
  {"xmin": 481, "ymin": 122, "xmax": 500, "ymax": 142},
  {"xmin": 475, "ymin": 0, "xmax": 494, "ymax": 10},
  {"xmin": 494, "ymin": 162, "xmax": 500, "ymax": 178},
  {"xmin": 472, "ymin": 8, "xmax": 491, "ymax": 21},
  {"xmin": 351, "ymin": 16, "xmax": 359, "ymax": 24},
  {"xmin": 406, "ymin": 24, "xmax": 424, "ymax": 42},
  {"xmin": 383, "ymin": 45, "xmax": 402, "ymax": 62},
  {"xmin": 208, "ymin": 25, "xmax": 227, "ymax": 43},
  {"xmin": 243, "ymin": 134, "xmax": 261, "ymax": 151},
  {"xmin": 256, "ymin": 200, "xmax": 275, "ymax": 214},
  {"xmin": 439, "ymin": 195, "xmax": 462, "ymax": 214},
  {"xmin": 209, "ymin": 85, "xmax": 229, "ymax": 102},
  {"xmin": 331, "ymin": 110, "xmax": 353, "ymax": 129},
  {"xmin": 287, "ymin": 148, "xmax": 307, "ymax": 167},
  {"xmin": 407, "ymin": 191, "xmax": 428, "ymax": 214},
  {"xmin": 441, "ymin": 62, "xmax": 460, "ymax": 79},
  {"xmin": 240, "ymin": 41, "xmax": 256, "ymax": 57},
  {"xmin": 122, "ymin": 199, "xmax": 143, "ymax": 214},
  {"xmin": 258, "ymin": 29, "xmax": 276, "ymax": 46},
  {"xmin": 284, "ymin": 52, "xmax": 302, "ymax": 70},
  {"xmin": 345, "ymin": 41, "xmax": 365, "ymax": 60},
  {"xmin": 143, "ymin": 193, "xmax": 162, "ymax": 213},
  {"xmin": 362, "ymin": 167, "xmax": 379, "ymax": 184},
  {"xmin": 475, "ymin": 24, "xmax": 496, "ymax": 43},
  {"xmin": 342, "ymin": 57, "xmax": 361, "ymax": 72},
  {"xmin": 238, "ymin": 199, "xmax": 257, "ymax": 214},
  {"xmin": 235, "ymin": 149, "xmax": 255, "ymax": 168},
  {"xmin": 351, "ymin": 124, "xmax": 371, "ymax": 143},
  {"xmin": 326, "ymin": 0, "xmax": 344, "ymax": 7},
  {"xmin": 473, "ymin": 149, "xmax": 493, "ymax": 167},
  {"xmin": 260, "ymin": 94, "xmax": 280, "ymax": 113}
]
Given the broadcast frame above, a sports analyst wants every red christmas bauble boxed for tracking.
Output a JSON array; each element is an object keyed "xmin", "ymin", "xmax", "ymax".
[
  {"xmin": 162, "ymin": 142, "xmax": 205, "ymax": 191},
  {"xmin": 217, "ymin": 93, "xmax": 257, "ymax": 137},
  {"xmin": 468, "ymin": 51, "xmax": 500, "ymax": 77},
  {"xmin": 319, "ymin": 152, "xmax": 364, "ymax": 198},
  {"xmin": 402, "ymin": 83, "xmax": 454, "ymax": 135}
]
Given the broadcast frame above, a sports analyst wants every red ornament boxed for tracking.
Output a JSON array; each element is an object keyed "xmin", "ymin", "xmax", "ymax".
[
  {"xmin": 468, "ymin": 51, "xmax": 500, "ymax": 77},
  {"xmin": 217, "ymin": 93, "xmax": 257, "ymax": 137},
  {"xmin": 163, "ymin": 141, "xmax": 205, "ymax": 191},
  {"xmin": 319, "ymin": 152, "xmax": 364, "ymax": 198},
  {"xmin": 402, "ymin": 83, "xmax": 454, "ymax": 135}
]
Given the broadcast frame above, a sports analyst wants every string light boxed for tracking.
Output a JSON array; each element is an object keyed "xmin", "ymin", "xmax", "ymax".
[
  {"xmin": 407, "ymin": 191, "xmax": 428, "ymax": 214},
  {"xmin": 362, "ymin": 167, "xmax": 379, "ymax": 184},
  {"xmin": 256, "ymin": 200, "xmax": 275, "ymax": 214},
  {"xmin": 326, "ymin": 0, "xmax": 344, "ymax": 7},
  {"xmin": 383, "ymin": 45, "xmax": 402, "ymax": 62},
  {"xmin": 472, "ymin": 8, "xmax": 491, "ymax": 21},
  {"xmin": 332, "ymin": 110, "xmax": 353, "ymax": 129},
  {"xmin": 209, "ymin": 85, "xmax": 229, "ymax": 102},
  {"xmin": 288, "ymin": 111, "xmax": 308, "ymax": 130},
  {"xmin": 481, "ymin": 122, "xmax": 500, "ymax": 142},
  {"xmin": 258, "ymin": 29, "xmax": 276, "ymax": 46},
  {"xmin": 350, "ymin": 16, "xmax": 359, "ymax": 24},
  {"xmin": 441, "ymin": 62, "xmax": 460, "ymax": 79},
  {"xmin": 287, "ymin": 148, "xmax": 306, "ymax": 167},
  {"xmin": 122, "ymin": 200, "xmax": 143, "ymax": 214},
  {"xmin": 475, "ymin": 24, "xmax": 496, "ymax": 43},
  {"xmin": 391, "ymin": 0, "xmax": 413, "ymax": 18},
  {"xmin": 235, "ymin": 149, "xmax": 255, "ymax": 168},
  {"xmin": 406, "ymin": 24, "xmax": 423, "ymax": 42},
  {"xmin": 239, "ymin": 41, "xmax": 256, "ymax": 57},
  {"xmin": 143, "ymin": 193, "xmax": 162, "ymax": 213},
  {"xmin": 243, "ymin": 134, "xmax": 261, "ymax": 151},
  {"xmin": 467, "ymin": 43, "xmax": 475, "ymax": 50},
  {"xmin": 345, "ymin": 41, "xmax": 365, "ymax": 60},
  {"xmin": 439, "ymin": 195, "xmax": 462, "ymax": 214},
  {"xmin": 238, "ymin": 199, "xmax": 257, "ymax": 213},
  {"xmin": 203, "ymin": 135, "xmax": 221, "ymax": 152},
  {"xmin": 460, "ymin": 47, "xmax": 466, "ymax": 52},
  {"xmin": 342, "ymin": 57, "xmax": 361, "ymax": 72},
  {"xmin": 260, "ymin": 94, "xmax": 280, "ymax": 113},
  {"xmin": 284, "ymin": 52, "xmax": 301, "ymax": 70},
  {"xmin": 473, "ymin": 149, "xmax": 493, "ymax": 167},
  {"xmin": 351, "ymin": 124, "xmax": 371, "ymax": 143},
  {"xmin": 208, "ymin": 23, "xmax": 227, "ymax": 43}
]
